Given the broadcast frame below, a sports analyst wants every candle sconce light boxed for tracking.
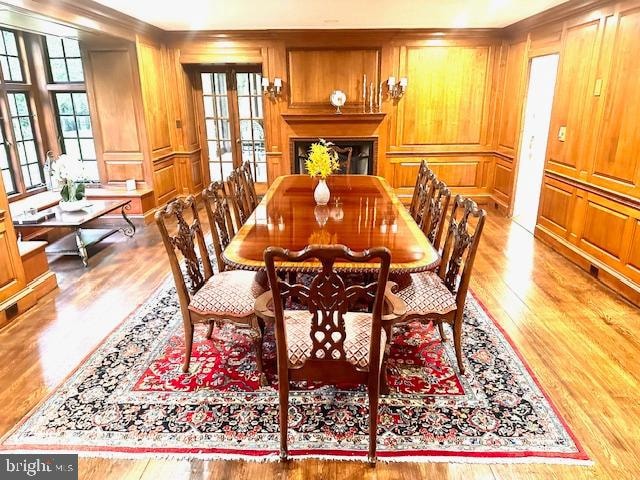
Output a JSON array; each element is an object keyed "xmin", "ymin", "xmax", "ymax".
[
  {"xmin": 387, "ymin": 76, "xmax": 408, "ymax": 99},
  {"xmin": 261, "ymin": 77, "xmax": 282, "ymax": 100}
]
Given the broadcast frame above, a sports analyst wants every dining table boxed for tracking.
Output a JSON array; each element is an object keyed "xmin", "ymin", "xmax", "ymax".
[
  {"xmin": 232, "ymin": 174, "xmax": 439, "ymax": 396},
  {"xmin": 222, "ymin": 174, "xmax": 440, "ymax": 273}
]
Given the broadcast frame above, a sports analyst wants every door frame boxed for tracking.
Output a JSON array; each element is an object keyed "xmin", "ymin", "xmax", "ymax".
[
  {"xmin": 508, "ymin": 47, "xmax": 561, "ymax": 219},
  {"xmin": 192, "ymin": 64, "xmax": 263, "ymax": 185}
]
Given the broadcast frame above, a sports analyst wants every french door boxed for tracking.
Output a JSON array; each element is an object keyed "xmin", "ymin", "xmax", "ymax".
[{"xmin": 199, "ymin": 66, "xmax": 266, "ymax": 184}]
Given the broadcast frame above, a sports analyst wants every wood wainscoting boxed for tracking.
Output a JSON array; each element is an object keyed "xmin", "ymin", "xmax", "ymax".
[
  {"xmin": 536, "ymin": 172, "xmax": 640, "ymax": 305},
  {"xmin": 390, "ymin": 154, "xmax": 494, "ymax": 205}
]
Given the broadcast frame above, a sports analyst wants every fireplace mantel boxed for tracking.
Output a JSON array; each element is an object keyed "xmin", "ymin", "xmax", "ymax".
[{"xmin": 281, "ymin": 112, "xmax": 386, "ymax": 123}]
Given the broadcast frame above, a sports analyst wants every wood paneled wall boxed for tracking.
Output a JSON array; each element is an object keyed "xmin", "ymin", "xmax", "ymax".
[
  {"xmin": 287, "ymin": 48, "xmax": 380, "ymax": 109},
  {"xmin": 82, "ymin": 34, "xmax": 204, "ymax": 207},
  {"xmin": 83, "ymin": 41, "xmax": 148, "ymax": 185},
  {"xmin": 6, "ymin": 0, "xmax": 640, "ymax": 305},
  {"xmin": 169, "ymin": 30, "xmax": 504, "ymax": 205},
  {"xmin": 498, "ymin": 0, "xmax": 640, "ymax": 304}
]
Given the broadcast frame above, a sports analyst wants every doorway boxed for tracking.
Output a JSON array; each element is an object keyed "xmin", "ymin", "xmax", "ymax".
[
  {"xmin": 198, "ymin": 66, "xmax": 267, "ymax": 184},
  {"xmin": 512, "ymin": 54, "xmax": 559, "ymax": 233}
]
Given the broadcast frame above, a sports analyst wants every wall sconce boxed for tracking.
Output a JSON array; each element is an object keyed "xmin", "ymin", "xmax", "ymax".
[
  {"xmin": 387, "ymin": 76, "xmax": 408, "ymax": 99},
  {"xmin": 262, "ymin": 77, "xmax": 282, "ymax": 100}
]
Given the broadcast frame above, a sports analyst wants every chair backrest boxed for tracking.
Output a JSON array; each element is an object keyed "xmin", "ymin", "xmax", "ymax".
[
  {"xmin": 422, "ymin": 179, "xmax": 452, "ymax": 249},
  {"xmin": 155, "ymin": 196, "xmax": 213, "ymax": 315},
  {"xmin": 227, "ymin": 168, "xmax": 251, "ymax": 227},
  {"xmin": 438, "ymin": 195, "xmax": 486, "ymax": 306},
  {"xmin": 241, "ymin": 161, "xmax": 259, "ymax": 210},
  {"xmin": 409, "ymin": 160, "xmax": 431, "ymax": 217},
  {"xmin": 413, "ymin": 169, "xmax": 437, "ymax": 228},
  {"xmin": 202, "ymin": 181, "xmax": 236, "ymax": 273},
  {"xmin": 264, "ymin": 245, "xmax": 391, "ymax": 373},
  {"xmin": 329, "ymin": 145, "xmax": 353, "ymax": 174}
]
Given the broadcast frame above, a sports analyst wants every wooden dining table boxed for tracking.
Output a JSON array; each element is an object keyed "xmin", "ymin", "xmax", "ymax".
[{"xmin": 222, "ymin": 174, "xmax": 440, "ymax": 273}]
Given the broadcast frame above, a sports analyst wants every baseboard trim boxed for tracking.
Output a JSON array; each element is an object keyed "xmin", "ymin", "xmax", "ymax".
[{"xmin": 534, "ymin": 225, "xmax": 640, "ymax": 307}]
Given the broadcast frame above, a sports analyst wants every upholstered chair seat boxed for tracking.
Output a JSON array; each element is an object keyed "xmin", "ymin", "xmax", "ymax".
[
  {"xmin": 188, "ymin": 270, "xmax": 266, "ymax": 317},
  {"xmin": 283, "ymin": 310, "xmax": 387, "ymax": 368},
  {"xmin": 396, "ymin": 271, "xmax": 457, "ymax": 316}
]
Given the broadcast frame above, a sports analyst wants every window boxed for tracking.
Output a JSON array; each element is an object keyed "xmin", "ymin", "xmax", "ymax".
[
  {"xmin": 46, "ymin": 36, "xmax": 97, "ymax": 182},
  {"xmin": 0, "ymin": 30, "xmax": 23, "ymax": 82},
  {"xmin": 0, "ymin": 31, "xmax": 97, "ymax": 198},
  {"xmin": 7, "ymin": 92, "xmax": 42, "ymax": 188},
  {"xmin": 45, "ymin": 36, "xmax": 83, "ymax": 83},
  {"xmin": 0, "ymin": 29, "xmax": 48, "ymax": 197},
  {"xmin": 53, "ymin": 92, "xmax": 97, "ymax": 181},
  {"xmin": 201, "ymin": 72, "xmax": 233, "ymax": 182},
  {"xmin": 236, "ymin": 72, "xmax": 266, "ymax": 182}
]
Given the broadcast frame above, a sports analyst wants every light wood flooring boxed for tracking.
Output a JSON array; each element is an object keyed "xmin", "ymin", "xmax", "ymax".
[{"xmin": 1, "ymin": 210, "xmax": 639, "ymax": 479}]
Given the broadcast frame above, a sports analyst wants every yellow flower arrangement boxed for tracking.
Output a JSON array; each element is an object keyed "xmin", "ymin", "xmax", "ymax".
[{"xmin": 305, "ymin": 140, "xmax": 340, "ymax": 179}]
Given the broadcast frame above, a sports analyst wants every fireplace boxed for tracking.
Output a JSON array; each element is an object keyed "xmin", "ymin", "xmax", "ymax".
[{"xmin": 291, "ymin": 138, "xmax": 377, "ymax": 175}]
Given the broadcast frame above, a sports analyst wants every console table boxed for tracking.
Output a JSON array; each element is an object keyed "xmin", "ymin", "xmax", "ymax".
[{"xmin": 13, "ymin": 200, "xmax": 135, "ymax": 267}]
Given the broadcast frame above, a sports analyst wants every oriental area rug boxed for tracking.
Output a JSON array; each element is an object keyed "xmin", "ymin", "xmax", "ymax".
[{"xmin": 2, "ymin": 277, "xmax": 589, "ymax": 464}]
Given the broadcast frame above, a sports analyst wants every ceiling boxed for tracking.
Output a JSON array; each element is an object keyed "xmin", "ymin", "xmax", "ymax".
[{"xmin": 92, "ymin": 0, "xmax": 569, "ymax": 31}]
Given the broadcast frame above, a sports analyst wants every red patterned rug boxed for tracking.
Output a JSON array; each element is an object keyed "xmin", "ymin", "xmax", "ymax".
[{"xmin": 1, "ymin": 277, "xmax": 590, "ymax": 464}]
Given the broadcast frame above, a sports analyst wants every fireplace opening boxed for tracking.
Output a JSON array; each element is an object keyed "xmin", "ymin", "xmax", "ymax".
[{"xmin": 291, "ymin": 138, "xmax": 376, "ymax": 175}]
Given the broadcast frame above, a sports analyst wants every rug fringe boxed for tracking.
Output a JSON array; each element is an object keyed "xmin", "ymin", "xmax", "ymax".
[{"xmin": 0, "ymin": 449, "xmax": 593, "ymax": 466}]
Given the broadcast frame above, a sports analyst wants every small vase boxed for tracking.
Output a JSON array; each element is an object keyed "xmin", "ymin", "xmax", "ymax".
[{"xmin": 314, "ymin": 178, "xmax": 330, "ymax": 206}]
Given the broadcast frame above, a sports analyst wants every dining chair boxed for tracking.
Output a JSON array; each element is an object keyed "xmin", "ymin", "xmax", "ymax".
[
  {"xmin": 256, "ymin": 245, "xmax": 406, "ymax": 464},
  {"xmin": 155, "ymin": 195, "xmax": 267, "ymax": 374},
  {"xmin": 421, "ymin": 179, "xmax": 452, "ymax": 250},
  {"xmin": 412, "ymin": 168, "xmax": 437, "ymax": 229},
  {"xmin": 227, "ymin": 168, "xmax": 252, "ymax": 228},
  {"xmin": 393, "ymin": 195, "xmax": 486, "ymax": 374},
  {"xmin": 202, "ymin": 181, "xmax": 236, "ymax": 274},
  {"xmin": 241, "ymin": 161, "xmax": 259, "ymax": 211},
  {"xmin": 409, "ymin": 159, "xmax": 432, "ymax": 219},
  {"xmin": 329, "ymin": 145, "xmax": 353, "ymax": 174}
]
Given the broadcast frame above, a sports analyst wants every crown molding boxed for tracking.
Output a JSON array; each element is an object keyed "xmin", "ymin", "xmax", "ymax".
[
  {"xmin": 503, "ymin": 0, "xmax": 614, "ymax": 36},
  {"xmin": 0, "ymin": 0, "xmax": 163, "ymax": 41}
]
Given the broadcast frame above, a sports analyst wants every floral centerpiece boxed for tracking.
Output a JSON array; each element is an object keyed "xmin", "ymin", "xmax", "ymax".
[
  {"xmin": 305, "ymin": 139, "xmax": 340, "ymax": 205},
  {"xmin": 51, "ymin": 154, "xmax": 88, "ymax": 211}
]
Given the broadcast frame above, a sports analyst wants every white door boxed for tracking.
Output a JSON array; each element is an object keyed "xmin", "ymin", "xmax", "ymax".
[{"xmin": 512, "ymin": 54, "xmax": 559, "ymax": 233}]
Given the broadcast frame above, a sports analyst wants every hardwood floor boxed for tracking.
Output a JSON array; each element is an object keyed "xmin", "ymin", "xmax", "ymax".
[{"xmin": 1, "ymin": 210, "xmax": 639, "ymax": 479}]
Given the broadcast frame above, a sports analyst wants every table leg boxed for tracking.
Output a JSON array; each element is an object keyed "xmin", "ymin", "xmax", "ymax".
[
  {"xmin": 75, "ymin": 228, "xmax": 89, "ymax": 268},
  {"xmin": 120, "ymin": 203, "xmax": 136, "ymax": 238}
]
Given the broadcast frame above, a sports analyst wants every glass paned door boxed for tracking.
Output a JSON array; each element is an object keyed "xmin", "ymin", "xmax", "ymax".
[
  {"xmin": 200, "ymin": 67, "xmax": 266, "ymax": 183},
  {"xmin": 201, "ymin": 72, "xmax": 233, "ymax": 182},
  {"xmin": 236, "ymin": 72, "xmax": 266, "ymax": 182}
]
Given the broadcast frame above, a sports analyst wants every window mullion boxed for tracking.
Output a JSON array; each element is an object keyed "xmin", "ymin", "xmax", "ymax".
[
  {"xmin": 227, "ymin": 69, "xmax": 242, "ymax": 169},
  {"xmin": 0, "ymin": 92, "xmax": 24, "ymax": 195}
]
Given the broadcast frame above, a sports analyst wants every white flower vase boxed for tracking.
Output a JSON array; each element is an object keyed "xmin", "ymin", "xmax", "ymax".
[{"xmin": 314, "ymin": 178, "xmax": 330, "ymax": 206}]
